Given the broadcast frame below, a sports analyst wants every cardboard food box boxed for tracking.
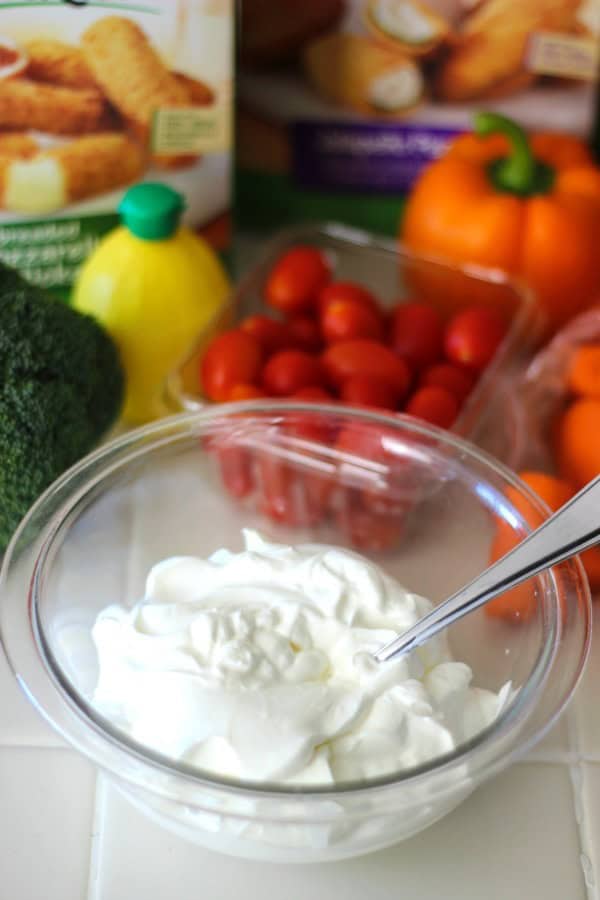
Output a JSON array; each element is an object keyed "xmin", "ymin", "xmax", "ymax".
[
  {"xmin": 237, "ymin": 0, "xmax": 599, "ymax": 235},
  {"xmin": 0, "ymin": 0, "xmax": 233, "ymax": 297}
]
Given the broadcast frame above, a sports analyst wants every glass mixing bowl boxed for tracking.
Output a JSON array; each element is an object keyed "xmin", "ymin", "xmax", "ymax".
[{"xmin": 0, "ymin": 404, "xmax": 591, "ymax": 863}]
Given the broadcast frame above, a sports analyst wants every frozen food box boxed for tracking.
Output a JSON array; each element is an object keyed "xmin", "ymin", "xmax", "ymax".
[
  {"xmin": 0, "ymin": 0, "xmax": 233, "ymax": 296},
  {"xmin": 237, "ymin": 0, "xmax": 599, "ymax": 235}
]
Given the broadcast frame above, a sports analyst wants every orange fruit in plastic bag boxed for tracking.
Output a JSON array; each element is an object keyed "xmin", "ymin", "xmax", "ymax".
[
  {"xmin": 554, "ymin": 399, "xmax": 600, "ymax": 489},
  {"xmin": 567, "ymin": 345, "xmax": 600, "ymax": 399},
  {"xmin": 486, "ymin": 471, "xmax": 575, "ymax": 623},
  {"xmin": 580, "ymin": 547, "xmax": 600, "ymax": 592}
]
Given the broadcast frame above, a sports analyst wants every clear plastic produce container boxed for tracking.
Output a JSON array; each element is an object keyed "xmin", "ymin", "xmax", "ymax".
[
  {"xmin": 497, "ymin": 305, "xmax": 600, "ymax": 473},
  {"xmin": 231, "ymin": 223, "xmax": 539, "ymax": 466}
]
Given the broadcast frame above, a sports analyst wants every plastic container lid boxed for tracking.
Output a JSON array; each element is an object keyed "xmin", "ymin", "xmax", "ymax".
[{"xmin": 118, "ymin": 183, "xmax": 186, "ymax": 240}]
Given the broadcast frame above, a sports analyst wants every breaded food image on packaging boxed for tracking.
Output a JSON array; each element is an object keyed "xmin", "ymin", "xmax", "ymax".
[
  {"xmin": 0, "ymin": 133, "xmax": 38, "ymax": 158},
  {"xmin": 4, "ymin": 134, "xmax": 145, "ymax": 214},
  {"xmin": 174, "ymin": 72, "xmax": 215, "ymax": 107},
  {"xmin": 0, "ymin": 78, "xmax": 106, "ymax": 134},
  {"xmin": 0, "ymin": 133, "xmax": 38, "ymax": 199},
  {"xmin": 25, "ymin": 39, "xmax": 97, "ymax": 88},
  {"xmin": 0, "ymin": 1, "xmax": 233, "ymax": 295},
  {"xmin": 435, "ymin": 0, "xmax": 581, "ymax": 101},
  {"xmin": 82, "ymin": 17, "xmax": 191, "ymax": 135},
  {"xmin": 152, "ymin": 72, "xmax": 215, "ymax": 170},
  {"xmin": 304, "ymin": 32, "xmax": 424, "ymax": 115},
  {"xmin": 364, "ymin": 0, "xmax": 449, "ymax": 57}
]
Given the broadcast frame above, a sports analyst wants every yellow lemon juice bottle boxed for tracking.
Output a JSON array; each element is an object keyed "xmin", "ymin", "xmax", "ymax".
[{"xmin": 73, "ymin": 183, "xmax": 231, "ymax": 424}]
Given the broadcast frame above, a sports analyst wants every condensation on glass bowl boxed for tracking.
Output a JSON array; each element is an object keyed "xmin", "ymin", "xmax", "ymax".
[{"xmin": 0, "ymin": 403, "xmax": 591, "ymax": 863}]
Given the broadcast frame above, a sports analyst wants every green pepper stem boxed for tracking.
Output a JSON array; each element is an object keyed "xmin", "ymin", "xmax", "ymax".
[
  {"xmin": 474, "ymin": 111, "xmax": 554, "ymax": 197},
  {"xmin": 474, "ymin": 111, "xmax": 535, "ymax": 193}
]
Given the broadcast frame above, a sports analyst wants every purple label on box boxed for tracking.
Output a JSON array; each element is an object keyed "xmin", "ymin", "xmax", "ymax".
[{"xmin": 291, "ymin": 121, "xmax": 462, "ymax": 194}]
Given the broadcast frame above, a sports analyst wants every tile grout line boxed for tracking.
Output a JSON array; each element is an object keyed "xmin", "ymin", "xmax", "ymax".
[
  {"xmin": 86, "ymin": 774, "xmax": 109, "ymax": 900},
  {"xmin": 565, "ymin": 703, "xmax": 597, "ymax": 900}
]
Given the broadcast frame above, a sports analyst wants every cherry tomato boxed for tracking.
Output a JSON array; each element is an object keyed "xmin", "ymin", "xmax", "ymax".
[
  {"xmin": 419, "ymin": 362, "xmax": 475, "ymax": 403},
  {"xmin": 335, "ymin": 421, "xmax": 394, "ymax": 465},
  {"xmin": 322, "ymin": 339, "xmax": 411, "ymax": 399},
  {"xmin": 281, "ymin": 399, "xmax": 338, "ymax": 510},
  {"xmin": 257, "ymin": 451, "xmax": 296, "ymax": 524},
  {"xmin": 291, "ymin": 386, "xmax": 336, "ymax": 402},
  {"xmin": 335, "ymin": 424, "xmax": 419, "ymax": 521},
  {"xmin": 201, "ymin": 330, "xmax": 263, "ymax": 402},
  {"xmin": 286, "ymin": 417, "xmax": 336, "ymax": 503},
  {"xmin": 340, "ymin": 375, "xmax": 397, "ymax": 410},
  {"xmin": 336, "ymin": 489, "xmax": 404, "ymax": 552},
  {"xmin": 444, "ymin": 307, "xmax": 507, "ymax": 371},
  {"xmin": 216, "ymin": 444, "xmax": 255, "ymax": 499},
  {"xmin": 265, "ymin": 246, "xmax": 330, "ymax": 315},
  {"xmin": 227, "ymin": 383, "xmax": 267, "ymax": 401},
  {"xmin": 362, "ymin": 480, "xmax": 417, "ymax": 519},
  {"xmin": 321, "ymin": 299, "xmax": 383, "ymax": 344},
  {"xmin": 405, "ymin": 386, "xmax": 458, "ymax": 429},
  {"xmin": 286, "ymin": 391, "xmax": 337, "ymax": 444},
  {"xmin": 257, "ymin": 447, "xmax": 327, "ymax": 526},
  {"xmin": 240, "ymin": 315, "xmax": 291, "ymax": 355},
  {"xmin": 261, "ymin": 350, "xmax": 327, "ymax": 396},
  {"xmin": 391, "ymin": 301, "xmax": 444, "ymax": 370},
  {"xmin": 288, "ymin": 315, "xmax": 322, "ymax": 353},
  {"xmin": 318, "ymin": 281, "xmax": 379, "ymax": 315}
]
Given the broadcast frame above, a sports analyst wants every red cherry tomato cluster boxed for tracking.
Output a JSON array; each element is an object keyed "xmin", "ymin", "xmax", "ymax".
[
  {"xmin": 201, "ymin": 245, "xmax": 507, "ymax": 421},
  {"xmin": 200, "ymin": 245, "xmax": 509, "ymax": 549}
]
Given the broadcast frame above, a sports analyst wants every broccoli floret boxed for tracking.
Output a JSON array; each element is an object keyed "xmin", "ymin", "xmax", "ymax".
[{"xmin": 0, "ymin": 263, "xmax": 124, "ymax": 550}]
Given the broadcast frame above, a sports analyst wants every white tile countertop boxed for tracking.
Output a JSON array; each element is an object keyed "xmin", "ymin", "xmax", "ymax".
[{"xmin": 0, "ymin": 582, "xmax": 598, "ymax": 899}]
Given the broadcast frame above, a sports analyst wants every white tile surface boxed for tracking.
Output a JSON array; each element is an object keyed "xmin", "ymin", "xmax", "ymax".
[
  {"xmin": 578, "ymin": 764, "xmax": 600, "ymax": 895},
  {"xmin": 0, "ymin": 645, "xmax": 63, "ymax": 747},
  {"xmin": 0, "ymin": 747, "xmax": 96, "ymax": 900},
  {"xmin": 92, "ymin": 764, "xmax": 586, "ymax": 900},
  {"xmin": 574, "ymin": 605, "xmax": 600, "ymax": 763},
  {"xmin": 525, "ymin": 710, "xmax": 572, "ymax": 761}
]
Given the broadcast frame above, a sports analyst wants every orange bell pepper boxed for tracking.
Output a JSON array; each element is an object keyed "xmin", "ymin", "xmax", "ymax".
[{"xmin": 402, "ymin": 112, "xmax": 600, "ymax": 333}]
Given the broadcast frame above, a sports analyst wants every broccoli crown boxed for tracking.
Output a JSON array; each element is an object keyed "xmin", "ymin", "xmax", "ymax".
[{"xmin": 0, "ymin": 264, "xmax": 124, "ymax": 550}]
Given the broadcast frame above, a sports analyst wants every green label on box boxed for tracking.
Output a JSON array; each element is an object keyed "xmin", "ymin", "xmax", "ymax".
[
  {"xmin": 152, "ymin": 106, "xmax": 229, "ymax": 155},
  {"xmin": 0, "ymin": 213, "xmax": 118, "ymax": 297}
]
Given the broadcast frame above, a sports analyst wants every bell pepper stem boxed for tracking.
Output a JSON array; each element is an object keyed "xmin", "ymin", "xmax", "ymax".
[
  {"xmin": 475, "ymin": 111, "xmax": 535, "ymax": 193},
  {"xmin": 474, "ymin": 111, "xmax": 554, "ymax": 196}
]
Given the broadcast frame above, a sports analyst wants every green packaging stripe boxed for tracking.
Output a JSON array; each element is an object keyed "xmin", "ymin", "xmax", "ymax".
[
  {"xmin": 235, "ymin": 168, "xmax": 406, "ymax": 237},
  {"xmin": 0, "ymin": 213, "xmax": 119, "ymax": 300},
  {"xmin": 0, "ymin": 3, "xmax": 157, "ymax": 11}
]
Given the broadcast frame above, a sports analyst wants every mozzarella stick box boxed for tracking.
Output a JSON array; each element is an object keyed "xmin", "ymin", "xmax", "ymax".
[
  {"xmin": 237, "ymin": 0, "xmax": 598, "ymax": 235},
  {"xmin": 0, "ymin": 0, "xmax": 233, "ymax": 296}
]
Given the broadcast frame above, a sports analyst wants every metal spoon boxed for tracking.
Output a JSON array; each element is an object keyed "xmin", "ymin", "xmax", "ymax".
[{"xmin": 374, "ymin": 474, "xmax": 600, "ymax": 664}]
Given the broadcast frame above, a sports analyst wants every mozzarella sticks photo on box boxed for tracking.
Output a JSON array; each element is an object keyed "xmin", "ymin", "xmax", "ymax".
[
  {"xmin": 0, "ymin": 133, "xmax": 38, "ymax": 202},
  {"xmin": 174, "ymin": 72, "xmax": 215, "ymax": 107},
  {"xmin": 81, "ymin": 16, "xmax": 216, "ymax": 167},
  {"xmin": 82, "ymin": 17, "xmax": 191, "ymax": 136},
  {"xmin": 24, "ymin": 37, "xmax": 216, "ymax": 108},
  {"xmin": 3, "ymin": 134, "xmax": 145, "ymax": 214},
  {"xmin": 25, "ymin": 39, "xmax": 98, "ymax": 89},
  {"xmin": 0, "ymin": 78, "xmax": 107, "ymax": 134},
  {"xmin": 0, "ymin": 133, "xmax": 38, "ymax": 158},
  {"xmin": 0, "ymin": 1, "xmax": 233, "ymax": 294}
]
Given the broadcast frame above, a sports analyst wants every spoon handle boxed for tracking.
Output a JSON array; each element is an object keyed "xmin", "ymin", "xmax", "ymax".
[{"xmin": 374, "ymin": 474, "xmax": 600, "ymax": 663}]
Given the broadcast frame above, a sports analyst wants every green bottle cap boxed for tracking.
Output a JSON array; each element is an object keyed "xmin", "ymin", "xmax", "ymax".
[{"xmin": 118, "ymin": 183, "xmax": 186, "ymax": 240}]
